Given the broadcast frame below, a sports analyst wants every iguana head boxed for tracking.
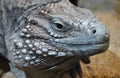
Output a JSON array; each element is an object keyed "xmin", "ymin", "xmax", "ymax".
[{"xmin": 5, "ymin": 0, "xmax": 109, "ymax": 70}]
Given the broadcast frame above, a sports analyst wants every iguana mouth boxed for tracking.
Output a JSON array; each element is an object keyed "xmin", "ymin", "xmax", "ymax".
[{"xmin": 51, "ymin": 40, "xmax": 109, "ymax": 56}]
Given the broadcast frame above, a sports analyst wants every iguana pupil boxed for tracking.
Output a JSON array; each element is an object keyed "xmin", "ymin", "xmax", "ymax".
[{"xmin": 55, "ymin": 23, "xmax": 64, "ymax": 29}]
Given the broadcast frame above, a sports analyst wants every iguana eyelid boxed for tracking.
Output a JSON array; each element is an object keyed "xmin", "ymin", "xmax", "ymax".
[
  {"xmin": 54, "ymin": 20, "xmax": 64, "ymax": 26},
  {"xmin": 51, "ymin": 18, "xmax": 64, "ymax": 24}
]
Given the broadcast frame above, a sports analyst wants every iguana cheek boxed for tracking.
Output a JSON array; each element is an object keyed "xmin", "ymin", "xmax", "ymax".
[{"xmin": 9, "ymin": 35, "xmax": 72, "ymax": 69}]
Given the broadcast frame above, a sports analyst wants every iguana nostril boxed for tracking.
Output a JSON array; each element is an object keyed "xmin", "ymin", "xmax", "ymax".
[{"xmin": 92, "ymin": 29, "xmax": 96, "ymax": 34}]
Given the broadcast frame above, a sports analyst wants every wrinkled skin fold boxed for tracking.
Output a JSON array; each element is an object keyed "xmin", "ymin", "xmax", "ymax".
[{"xmin": 0, "ymin": 0, "xmax": 110, "ymax": 78}]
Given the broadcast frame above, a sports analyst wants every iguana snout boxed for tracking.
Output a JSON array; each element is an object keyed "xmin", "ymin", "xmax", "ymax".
[{"xmin": 52, "ymin": 18, "xmax": 110, "ymax": 56}]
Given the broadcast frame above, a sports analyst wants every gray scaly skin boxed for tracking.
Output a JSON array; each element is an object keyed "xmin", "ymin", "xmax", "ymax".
[{"xmin": 0, "ymin": 0, "xmax": 110, "ymax": 78}]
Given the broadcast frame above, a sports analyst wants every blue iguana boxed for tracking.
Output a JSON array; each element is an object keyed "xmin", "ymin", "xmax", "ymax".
[{"xmin": 0, "ymin": 0, "xmax": 110, "ymax": 78}]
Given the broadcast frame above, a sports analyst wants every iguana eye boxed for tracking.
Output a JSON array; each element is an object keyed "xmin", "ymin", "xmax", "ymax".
[
  {"xmin": 53, "ymin": 21, "xmax": 65, "ymax": 31},
  {"xmin": 51, "ymin": 18, "xmax": 72, "ymax": 33}
]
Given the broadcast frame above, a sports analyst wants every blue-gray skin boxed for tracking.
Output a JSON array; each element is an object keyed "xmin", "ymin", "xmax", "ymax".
[{"xmin": 0, "ymin": 0, "xmax": 110, "ymax": 78}]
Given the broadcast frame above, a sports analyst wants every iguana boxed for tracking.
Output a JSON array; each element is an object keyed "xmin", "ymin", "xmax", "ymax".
[{"xmin": 0, "ymin": 0, "xmax": 110, "ymax": 78}]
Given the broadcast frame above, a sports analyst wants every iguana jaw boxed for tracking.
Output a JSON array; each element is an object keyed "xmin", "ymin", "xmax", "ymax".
[{"xmin": 52, "ymin": 41, "xmax": 109, "ymax": 56}]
